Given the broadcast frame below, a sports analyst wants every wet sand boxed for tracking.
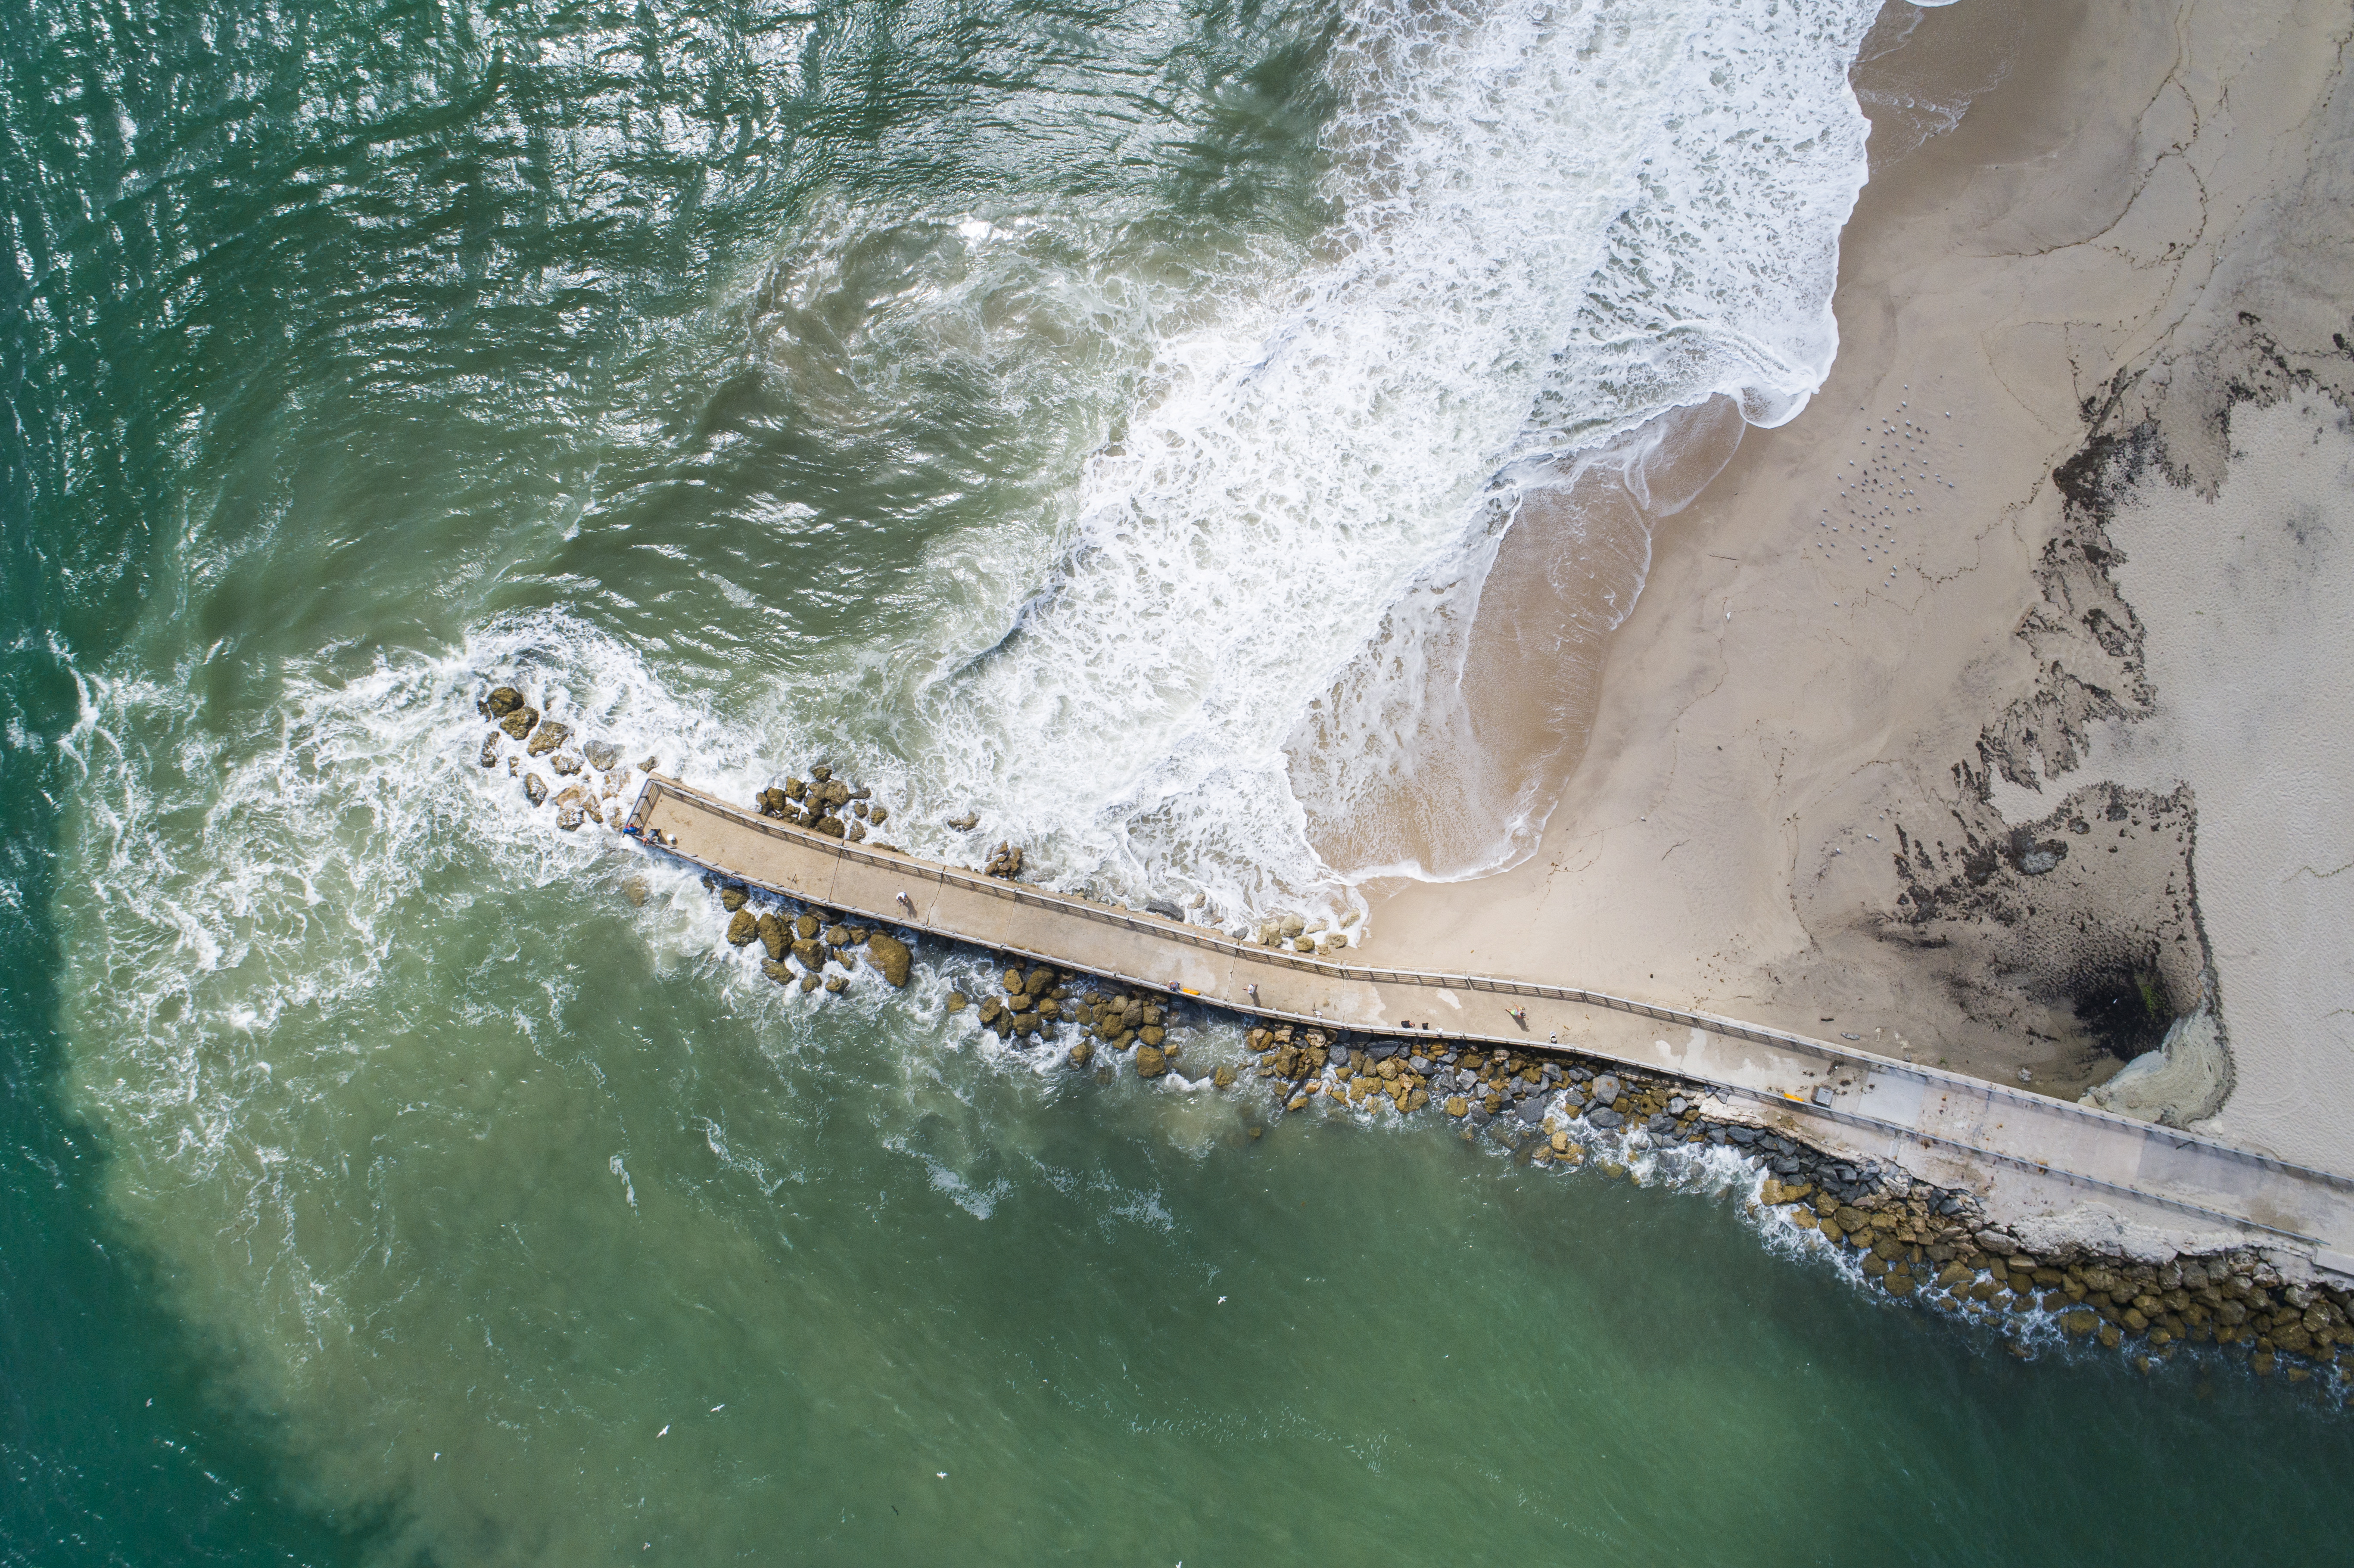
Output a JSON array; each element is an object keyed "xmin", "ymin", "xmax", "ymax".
[{"xmin": 1359, "ymin": 0, "xmax": 2354, "ymax": 1217}]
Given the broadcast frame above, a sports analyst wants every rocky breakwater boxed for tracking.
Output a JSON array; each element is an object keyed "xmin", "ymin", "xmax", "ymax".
[
  {"xmin": 477, "ymin": 684, "xmax": 640, "ymax": 831},
  {"xmin": 748, "ymin": 763, "xmax": 897, "ymax": 849},
  {"xmin": 677, "ymin": 874, "xmax": 916, "ymax": 997},
  {"xmin": 1748, "ymin": 1168, "xmax": 2354, "ymax": 1380}
]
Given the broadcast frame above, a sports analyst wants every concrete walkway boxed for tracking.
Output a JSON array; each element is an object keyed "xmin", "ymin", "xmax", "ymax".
[{"xmin": 629, "ymin": 775, "xmax": 2354, "ymax": 1276}]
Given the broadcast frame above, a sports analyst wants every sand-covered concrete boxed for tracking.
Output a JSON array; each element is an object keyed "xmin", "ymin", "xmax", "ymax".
[{"xmin": 1358, "ymin": 0, "xmax": 2354, "ymax": 1195}]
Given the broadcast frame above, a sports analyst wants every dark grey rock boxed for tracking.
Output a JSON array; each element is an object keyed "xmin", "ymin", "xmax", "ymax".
[
  {"xmin": 1515, "ymin": 1098, "xmax": 1548, "ymax": 1126},
  {"xmin": 1587, "ymin": 1108, "xmax": 1623, "ymax": 1130},
  {"xmin": 1407, "ymin": 1055, "xmax": 1431, "ymax": 1075},
  {"xmin": 1645, "ymin": 1114, "xmax": 1676, "ymax": 1134},
  {"xmin": 1370, "ymin": 1043, "xmax": 1399, "ymax": 1061},
  {"xmin": 1666, "ymin": 1096, "xmax": 1688, "ymax": 1116},
  {"xmin": 1727, "ymin": 1127, "xmax": 1758, "ymax": 1145}
]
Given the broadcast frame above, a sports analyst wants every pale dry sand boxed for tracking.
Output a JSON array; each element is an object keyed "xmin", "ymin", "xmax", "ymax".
[{"xmin": 1359, "ymin": 0, "xmax": 2354, "ymax": 1174}]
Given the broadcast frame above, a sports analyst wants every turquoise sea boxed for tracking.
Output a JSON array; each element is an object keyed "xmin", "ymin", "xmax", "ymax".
[{"xmin": 5, "ymin": 0, "xmax": 2353, "ymax": 1562}]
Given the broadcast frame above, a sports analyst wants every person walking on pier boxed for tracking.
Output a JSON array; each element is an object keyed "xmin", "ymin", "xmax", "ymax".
[{"xmin": 896, "ymin": 890, "xmax": 916, "ymax": 917}]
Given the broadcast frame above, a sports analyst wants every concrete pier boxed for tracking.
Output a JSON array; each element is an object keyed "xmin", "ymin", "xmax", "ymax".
[{"xmin": 629, "ymin": 774, "xmax": 2354, "ymax": 1276}]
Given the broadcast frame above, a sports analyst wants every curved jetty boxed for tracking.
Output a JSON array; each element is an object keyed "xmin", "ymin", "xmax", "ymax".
[{"xmin": 628, "ymin": 774, "xmax": 2354, "ymax": 1277}]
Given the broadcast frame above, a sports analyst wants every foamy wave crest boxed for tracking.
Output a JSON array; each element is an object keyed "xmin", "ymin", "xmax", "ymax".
[
  {"xmin": 51, "ymin": 613, "xmax": 801, "ymax": 1267},
  {"xmin": 891, "ymin": 0, "xmax": 1890, "ymax": 923}
]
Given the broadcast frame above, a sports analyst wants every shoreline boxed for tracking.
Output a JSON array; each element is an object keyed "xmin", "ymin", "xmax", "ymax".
[{"xmin": 1354, "ymin": 0, "xmax": 2354, "ymax": 1254}]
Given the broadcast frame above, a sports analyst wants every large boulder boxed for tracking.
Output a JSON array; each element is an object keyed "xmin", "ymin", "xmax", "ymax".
[
  {"xmin": 526, "ymin": 720, "xmax": 570, "ymax": 758},
  {"xmin": 757, "ymin": 913, "xmax": 786, "ymax": 960},
  {"xmin": 584, "ymin": 739, "xmax": 620, "ymax": 770},
  {"xmin": 726, "ymin": 910, "xmax": 758, "ymax": 946},
  {"xmin": 794, "ymin": 913, "xmax": 820, "ymax": 940},
  {"xmin": 485, "ymin": 687, "xmax": 526, "ymax": 718},
  {"xmin": 719, "ymin": 886, "xmax": 749, "ymax": 912},
  {"xmin": 790, "ymin": 938, "xmax": 825, "ymax": 971},
  {"xmin": 522, "ymin": 772, "xmax": 548, "ymax": 807},
  {"xmin": 500, "ymin": 706, "xmax": 540, "ymax": 740},
  {"xmin": 1134, "ymin": 1045, "xmax": 1168, "ymax": 1078},
  {"xmin": 868, "ymin": 933, "xmax": 912, "ymax": 987},
  {"xmin": 814, "ymin": 816, "xmax": 847, "ymax": 839}
]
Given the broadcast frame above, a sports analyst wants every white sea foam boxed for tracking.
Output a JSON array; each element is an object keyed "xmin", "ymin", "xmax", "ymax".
[{"xmin": 866, "ymin": 0, "xmax": 1901, "ymax": 926}]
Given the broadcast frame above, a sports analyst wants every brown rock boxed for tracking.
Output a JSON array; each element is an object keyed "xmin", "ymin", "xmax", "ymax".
[
  {"xmin": 791, "ymin": 938, "xmax": 825, "ymax": 971},
  {"xmin": 1445, "ymin": 1096, "xmax": 1469, "ymax": 1118},
  {"xmin": 799, "ymin": 973, "xmax": 820, "ymax": 993},
  {"xmin": 726, "ymin": 910, "xmax": 758, "ymax": 946},
  {"xmin": 1068, "ymin": 1041, "xmax": 1094, "ymax": 1068},
  {"xmin": 824, "ymin": 974, "xmax": 847, "ymax": 994},
  {"xmin": 480, "ymin": 732, "xmax": 501, "ymax": 768},
  {"xmin": 978, "ymin": 997, "xmax": 1004, "ymax": 1025},
  {"xmin": 720, "ymin": 885, "xmax": 749, "ymax": 912},
  {"xmin": 794, "ymin": 913, "xmax": 819, "ymax": 940},
  {"xmin": 947, "ymin": 992, "xmax": 968, "ymax": 1013},
  {"xmin": 868, "ymin": 933, "xmax": 912, "ymax": 987},
  {"xmin": 527, "ymin": 720, "xmax": 569, "ymax": 757},
  {"xmin": 1135, "ymin": 1045, "xmax": 1168, "ymax": 1078},
  {"xmin": 500, "ymin": 706, "xmax": 540, "ymax": 740},
  {"xmin": 485, "ymin": 686, "xmax": 525, "ymax": 718},
  {"xmin": 1213, "ymin": 1064, "xmax": 1236, "ymax": 1089},
  {"xmin": 523, "ymin": 772, "xmax": 548, "ymax": 807},
  {"xmin": 757, "ymin": 913, "xmax": 786, "ymax": 960},
  {"xmin": 762, "ymin": 960, "xmax": 792, "ymax": 983},
  {"xmin": 815, "ymin": 816, "xmax": 847, "ymax": 839}
]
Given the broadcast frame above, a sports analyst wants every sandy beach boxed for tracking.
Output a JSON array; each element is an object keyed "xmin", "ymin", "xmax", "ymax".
[{"xmin": 1360, "ymin": 0, "xmax": 2354, "ymax": 1182}]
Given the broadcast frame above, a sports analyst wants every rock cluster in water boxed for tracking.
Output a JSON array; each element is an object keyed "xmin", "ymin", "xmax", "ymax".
[
  {"xmin": 478, "ymin": 685, "xmax": 632, "ymax": 831},
  {"xmin": 1751, "ymin": 1170, "xmax": 2354, "ymax": 1376},
  {"xmin": 983, "ymin": 841, "xmax": 1026, "ymax": 880},
  {"xmin": 699, "ymin": 876, "xmax": 917, "ymax": 995},
  {"xmin": 750, "ymin": 764, "xmax": 893, "ymax": 847}
]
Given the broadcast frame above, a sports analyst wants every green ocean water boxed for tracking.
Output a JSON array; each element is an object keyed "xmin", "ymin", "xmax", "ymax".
[{"xmin": 4, "ymin": 0, "xmax": 2353, "ymax": 1563}]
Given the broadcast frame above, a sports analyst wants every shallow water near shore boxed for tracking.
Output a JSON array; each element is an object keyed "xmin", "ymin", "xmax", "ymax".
[{"xmin": 6, "ymin": 0, "xmax": 2354, "ymax": 1560}]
